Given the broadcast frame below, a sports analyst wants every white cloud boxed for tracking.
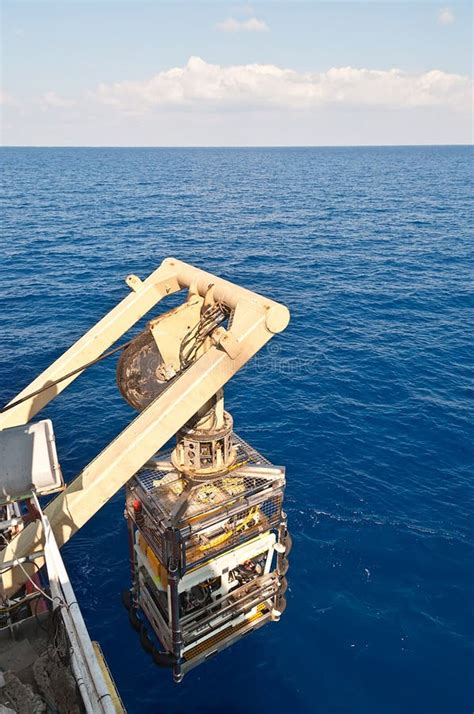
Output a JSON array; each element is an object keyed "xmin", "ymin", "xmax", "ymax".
[
  {"xmin": 42, "ymin": 91, "xmax": 75, "ymax": 108},
  {"xmin": 216, "ymin": 17, "xmax": 269, "ymax": 32},
  {"xmin": 96, "ymin": 57, "xmax": 472, "ymax": 114},
  {"xmin": 437, "ymin": 7, "xmax": 455, "ymax": 25}
]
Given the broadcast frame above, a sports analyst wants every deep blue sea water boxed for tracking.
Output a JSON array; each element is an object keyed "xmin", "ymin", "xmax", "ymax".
[{"xmin": 1, "ymin": 146, "xmax": 473, "ymax": 714}]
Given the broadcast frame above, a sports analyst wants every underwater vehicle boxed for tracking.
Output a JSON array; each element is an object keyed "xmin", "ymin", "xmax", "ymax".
[{"xmin": 0, "ymin": 258, "xmax": 291, "ymax": 707}]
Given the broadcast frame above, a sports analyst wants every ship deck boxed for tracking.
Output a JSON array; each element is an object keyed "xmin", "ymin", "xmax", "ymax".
[{"xmin": 0, "ymin": 609, "xmax": 83, "ymax": 713}]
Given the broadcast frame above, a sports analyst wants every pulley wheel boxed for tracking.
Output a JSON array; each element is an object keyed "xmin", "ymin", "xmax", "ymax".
[{"xmin": 117, "ymin": 328, "xmax": 168, "ymax": 411}]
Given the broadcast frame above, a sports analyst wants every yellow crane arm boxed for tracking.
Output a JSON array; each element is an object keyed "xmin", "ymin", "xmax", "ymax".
[{"xmin": 0, "ymin": 258, "xmax": 289, "ymax": 598}]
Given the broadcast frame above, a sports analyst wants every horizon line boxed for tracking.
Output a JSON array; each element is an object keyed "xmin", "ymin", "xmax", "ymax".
[{"xmin": 1, "ymin": 143, "xmax": 472, "ymax": 149}]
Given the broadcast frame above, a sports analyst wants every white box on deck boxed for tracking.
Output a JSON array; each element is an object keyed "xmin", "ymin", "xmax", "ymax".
[{"xmin": 0, "ymin": 419, "xmax": 63, "ymax": 502}]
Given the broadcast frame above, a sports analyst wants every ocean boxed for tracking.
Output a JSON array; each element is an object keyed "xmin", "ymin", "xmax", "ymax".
[{"xmin": 1, "ymin": 146, "xmax": 472, "ymax": 714}]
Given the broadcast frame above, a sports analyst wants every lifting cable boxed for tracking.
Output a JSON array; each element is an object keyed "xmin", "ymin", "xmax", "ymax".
[
  {"xmin": 1, "ymin": 302, "xmax": 231, "ymax": 415},
  {"xmin": 0, "ymin": 339, "xmax": 133, "ymax": 415}
]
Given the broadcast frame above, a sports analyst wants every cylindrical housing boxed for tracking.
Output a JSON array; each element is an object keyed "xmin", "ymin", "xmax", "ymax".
[
  {"xmin": 161, "ymin": 258, "xmax": 290, "ymax": 334},
  {"xmin": 171, "ymin": 411, "xmax": 236, "ymax": 480}
]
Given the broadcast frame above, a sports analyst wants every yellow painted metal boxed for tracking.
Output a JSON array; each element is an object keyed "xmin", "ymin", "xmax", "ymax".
[
  {"xmin": 196, "ymin": 506, "xmax": 260, "ymax": 553},
  {"xmin": 149, "ymin": 294, "xmax": 204, "ymax": 373},
  {"xmin": 183, "ymin": 602, "xmax": 269, "ymax": 661},
  {"xmin": 162, "ymin": 258, "xmax": 290, "ymax": 333},
  {"xmin": 138, "ymin": 532, "xmax": 167, "ymax": 588},
  {"xmin": 0, "ymin": 265, "xmax": 181, "ymax": 430},
  {"xmin": 0, "ymin": 259, "xmax": 289, "ymax": 597},
  {"xmin": 92, "ymin": 642, "xmax": 126, "ymax": 714}
]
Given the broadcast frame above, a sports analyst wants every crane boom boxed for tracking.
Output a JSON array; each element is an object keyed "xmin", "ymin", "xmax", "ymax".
[{"xmin": 0, "ymin": 259, "xmax": 289, "ymax": 598}]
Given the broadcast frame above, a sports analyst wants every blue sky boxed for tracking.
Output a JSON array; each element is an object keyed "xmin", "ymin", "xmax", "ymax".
[{"xmin": 1, "ymin": 1, "xmax": 472, "ymax": 145}]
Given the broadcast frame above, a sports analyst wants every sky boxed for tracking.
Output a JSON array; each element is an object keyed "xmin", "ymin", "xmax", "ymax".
[{"xmin": 1, "ymin": 1, "xmax": 472, "ymax": 146}]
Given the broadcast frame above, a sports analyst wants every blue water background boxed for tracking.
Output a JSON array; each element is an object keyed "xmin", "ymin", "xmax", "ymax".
[{"xmin": 1, "ymin": 146, "xmax": 473, "ymax": 714}]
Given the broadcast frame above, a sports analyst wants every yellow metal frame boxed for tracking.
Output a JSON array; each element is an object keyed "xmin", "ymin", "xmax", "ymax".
[{"xmin": 0, "ymin": 258, "xmax": 290, "ymax": 597}]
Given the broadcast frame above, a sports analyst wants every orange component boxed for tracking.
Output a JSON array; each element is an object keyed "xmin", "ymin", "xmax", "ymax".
[{"xmin": 137, "ymin": 532, "xmax": 168, "ymax": 588}]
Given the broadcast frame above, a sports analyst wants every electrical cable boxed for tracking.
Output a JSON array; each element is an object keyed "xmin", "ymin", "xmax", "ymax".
[
  {"xmin": 179, "ymin": 303, "xmax": 229, "ymax": 369},
  {"xmin": 0, "ymin": 590, "xmax": 42, "ymax": 613},
  {"xmin": 33, "ymin": 590, "xmax": 51, "ymax": 634},
  {"xmin": 0, "ymin": 531, "xmax": 64, "ymax": 607},
  {"xmin": 179, "ymin": 304, "xmax": 222, "ymax": 356}
]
